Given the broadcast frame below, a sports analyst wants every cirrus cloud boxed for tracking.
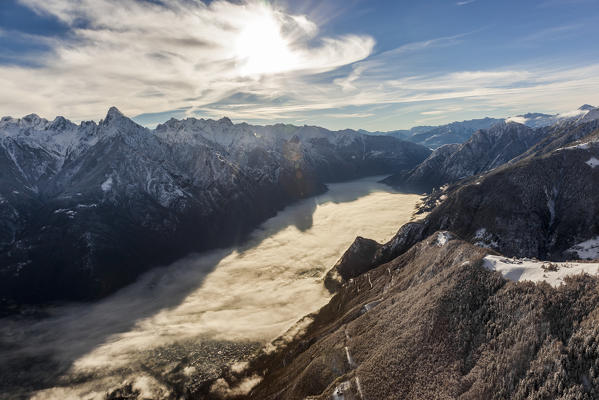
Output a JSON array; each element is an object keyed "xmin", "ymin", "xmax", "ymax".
[{"xmin": 0, "ymin": 0, "xmax": 374, "ymax": 121}]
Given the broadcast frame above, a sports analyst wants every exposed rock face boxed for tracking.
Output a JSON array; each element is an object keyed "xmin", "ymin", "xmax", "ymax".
[
  {"xmin": 235, "ymin": 234, "xmax": 599, "ymax": 400},
  {"xmin": 0, "ymin": 108, "xmax": 430, "ymax": 305},
  {"xmin": 335, "ymin": 121, "xmax": 599, "ymax": 285},
  {"xmin": 384, "ymin": 121, "xmax": 548, "ymax": 192},
  {"xmin": 408, "ymin": 117, "xmax": 502, "ymax": 148},
  {"xmin": 324, "ymin": 236, "xmax": 381, "ymax": 292},
  {"xmin": 384, "ymin": 107, "xmax": 599, "ymax": 194},
  {"xmin": 383, "ymin": 143, "xmax": 461, "ymax": 193},
  {"xmin": 364, "ymin": 117, "xmax": 503, "ymax": 149}
]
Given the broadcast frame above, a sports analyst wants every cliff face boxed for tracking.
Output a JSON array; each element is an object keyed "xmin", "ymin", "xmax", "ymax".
[{"xmin": 384, "ymin": 121, "xmax": 548, "ymax": 193}]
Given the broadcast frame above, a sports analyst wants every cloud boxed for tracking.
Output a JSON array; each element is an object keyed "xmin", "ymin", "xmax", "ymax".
[
  {"xmin": 1, "ymin": 0, "xmax": 374, "ymax": 120},
  {"xmin": 1, "ymin": 1, "xmax": 599, "ymax": 131},
  {"xmin": 1, "ymin": 177, "xmax": 420, "ymax": 398},
  {"xmin": 457, "ymin": 0, "xmax": 477, "ymax": 5},
  {"xmin": 520, "ymin": 23, "xmax": 583, "ymax": 42},
  {"xmin": 379, "ymin": 32, "xmax": 470, "ymax": 57}
]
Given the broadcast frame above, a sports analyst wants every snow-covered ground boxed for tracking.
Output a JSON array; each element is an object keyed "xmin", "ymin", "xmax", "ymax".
[
  {"xmin": 483, "ymin": 255, "xmax": 599, "ymax": 287},
  {"xmin": 567, "ymin": 236, "xmax": 599, "ymax": 259},
  {"xmin": 586, "ymin": 157, "xmax": 599, "ymax": 168}
]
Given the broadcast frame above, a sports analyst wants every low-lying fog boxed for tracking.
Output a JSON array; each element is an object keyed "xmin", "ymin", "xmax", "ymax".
[{"xmin": 0, "ymin": 176, "xmax": 421, "ymax": 399}]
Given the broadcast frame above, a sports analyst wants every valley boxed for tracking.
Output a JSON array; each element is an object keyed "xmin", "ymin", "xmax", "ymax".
[{"xmin": 0, "ymin": 177, "xmax": 421, "ymax": 400}]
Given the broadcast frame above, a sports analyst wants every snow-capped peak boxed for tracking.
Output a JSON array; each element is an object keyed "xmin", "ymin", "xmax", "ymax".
[
  {"xmin": 578, "ymin": 104, "xmax": 596, "ymax": 111},
  {"xmin": 103, "ymin": 106, "xmax": 127, "ymax": 123},
  {"xmin": 218, "ymin": 116, "xmax": 233, "ymax": 125},
  {"xmin": 505, "ymin": 105, "xmax": 598, "ymax": 128}
]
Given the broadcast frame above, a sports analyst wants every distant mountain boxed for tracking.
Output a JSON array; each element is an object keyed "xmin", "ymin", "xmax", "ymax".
[
  {"xmin": 363, "ymin": 105, "xmax": 599, "ymax": 151},
  {"xmin": 384, "ymin": 105, "xmax": 599, "ymax": 193},
  {"xmin": 364, "ymin": 117, "xmax": 503, "ymax": 149},
  {"xmin": 0, "ymin": 108, "xmax": 430, "ymax": 306},
  {"xmin": 383, "ymin": 121, "xmax": 547, "ymax": 192},
  {"xmin": 506, "ymin": 104, "xmax": 598, "ymax": 128}
]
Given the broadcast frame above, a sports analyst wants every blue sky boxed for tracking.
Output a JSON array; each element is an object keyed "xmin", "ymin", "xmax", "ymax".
[{"xmin": 1, "ymin": 0, "xmax": 598, "ymax": 130}]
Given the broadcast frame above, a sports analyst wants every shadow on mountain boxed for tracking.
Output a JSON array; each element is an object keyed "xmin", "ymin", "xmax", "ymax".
[
  {"xmin": 0, "ymin": 247, "xmax": 233, "ymax": 397},
  {"xmin": 0, "ymin": 175, "xmax": 401, "ymax": 398}
]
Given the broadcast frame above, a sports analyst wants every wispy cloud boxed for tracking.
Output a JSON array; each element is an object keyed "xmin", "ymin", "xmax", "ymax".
[
  {"xmin": 379, "ymin": 32, "xmax": 471, "ymax": 57},
  {"xmin": 457, "ymin": 0, "xmax": 477, "ymax": 6},
  {"xmin": 1, "ymin": 0, "xmax": 598, "ymax": 131},
  {"xmin": 521, "ymin": 23, "xmax": 583, "ymax": 42},
  {"xmin": 1, "ymin": 0, "xmax": 374, "ymax": 120}
]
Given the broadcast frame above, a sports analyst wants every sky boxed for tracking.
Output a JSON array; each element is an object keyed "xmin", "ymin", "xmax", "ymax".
[{"xmin": 1, "ymin": 0, "xmax": 599, "ymax": 131}]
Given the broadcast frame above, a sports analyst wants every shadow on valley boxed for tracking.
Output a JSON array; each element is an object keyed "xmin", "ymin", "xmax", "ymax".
[
  {"xmin": 0, "ymin": 175, "xmax": 398, "ymax": 398},
  {"xmin": 0, "ymin": 248, "xmax": 234, "ymax": 397}
]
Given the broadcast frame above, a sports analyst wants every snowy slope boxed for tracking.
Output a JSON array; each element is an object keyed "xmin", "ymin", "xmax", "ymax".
[
  {"xmin": 505, "ymin": 104, "xmax": 599, "ymax": 128},
  {"xmin": 0, "ymin": 107, "xmax": 430, "ymax": 305},
  {"xmin": 483, "ymin": 255, "xmax": 599, "ymax": 287}
]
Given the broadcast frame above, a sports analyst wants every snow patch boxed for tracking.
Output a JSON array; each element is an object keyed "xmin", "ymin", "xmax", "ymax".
[
  {"xmin": 585, "ymin": 157, "xmax": 599, "ymax": 168},
  {"xmin": 101, "ymin": 176, "xmax": 113, "ymax": 192},
  {"xmin": 344, "ymin": 346, "xmax": 357, "ymax": 368},
  {"xmin": 567, "ymin": 236, "xmax": 599, "ymax": 260},
  {"xmin": 54, "ymin": 209, "xmax": 77, "ymax": 218},
  {"xmin": 434, "ymin": 231, "xmax": 452, "ymax": 247},
  {"xmin": 76, "ymin": 203, "xmax": 98, "ymax": 209},
  {"xmin": 473, "ymin": 228, "xmax": 499, "ymax": 249},
  {"xmin": 505, "ymin": 116, "xmax": 527, "ymax": 125},
  {"xmin": 483, "ymin": 255, "xmax": 599, "ymax": 287},
  {"xmin": 558, "ymin": 141, "xmax": 597, "ymax": 151},
  {"xmin": 545, "ymin": 186, "xmax": 558, "ymax": 226},
  {"xmin": 361, "ymin": 299, "xmax": 381, "ymax": 313},
  {"xmin": 332, "ymin": 380, "xmax": 352, "ymax": 400}
]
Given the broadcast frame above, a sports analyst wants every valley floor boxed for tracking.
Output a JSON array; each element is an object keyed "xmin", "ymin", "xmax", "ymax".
[{"xmin": 0, "ymin": 176, "xmax": 421, "ymax": 400}]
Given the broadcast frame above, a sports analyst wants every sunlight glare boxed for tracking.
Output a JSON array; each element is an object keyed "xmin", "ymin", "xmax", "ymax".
[{"xmin": 235, "ymin": 8, "xmax": 298, "ymax": 76}]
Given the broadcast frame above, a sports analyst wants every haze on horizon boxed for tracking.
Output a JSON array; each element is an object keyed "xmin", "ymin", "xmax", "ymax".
[{"xmin": 1, "ymin": 0, "xmax": 598, "ymax": 131}]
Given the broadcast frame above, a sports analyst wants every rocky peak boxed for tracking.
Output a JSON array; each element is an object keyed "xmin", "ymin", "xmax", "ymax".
[
  {"xmin": 21, "ymin": 113, "xmax": 48, "ymax": 129},
  {"xmin": 218, "ymin": 116, "xmax": 233, "ymax": 126},
  {"xmin": 579, "ymin": 104, "xmax": 596, "ymax": 111},
  {"xmin": 49, "ymin": 116, "xmax": 74, "ymax": 131},
  {"xmin": 580, "ymin": 107, "xmax": 599, "ymax": 123},
  {"xmin": 99, "ymin": 107, "xmax": 147, "ymax": 137},
  {"xmin": 103, "ymin": 106, "xmax": 126, "ymax": 123}
]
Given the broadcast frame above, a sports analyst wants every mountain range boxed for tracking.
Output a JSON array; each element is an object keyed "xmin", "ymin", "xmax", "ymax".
[
  {"xmin": 209, "ymin": 104, "xmax": 599, "ymax": 400},
  {"xmin": 384, "ymin": 105, "xmax": 599, "ymax": 193},
  {"xmin": 0, "ymin": 107, "xmax": 430, "ymax": 306},
  {"xmin": 3, "ymin": 102, "xmax": 599, "ymax": 399},
  {"xmin": 366, "ymin": 105, "xmax": 598, "ymax": 150}
]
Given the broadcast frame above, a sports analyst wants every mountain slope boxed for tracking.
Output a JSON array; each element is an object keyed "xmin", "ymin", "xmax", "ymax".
[
  {"xmin": 383, "ymin": 121, "xmax": 547, "ymax": 192},
  {"xmin": 0, "ymin": 108, "xmax": 430, "ymax": 306},
  {"xmin": 334, "ymin": 123, "xmax": 599, "ymax": 281},
  {"xmin": 215, "ymin": 108, "xmax": 599, "ymax": 400},
  {"xmin": 366, "ymin": 117, "xmax": 503, "ymax": 149},
  {"xmin": 230, "ymin": 234, "xmax": 599, "ymax": 400}
]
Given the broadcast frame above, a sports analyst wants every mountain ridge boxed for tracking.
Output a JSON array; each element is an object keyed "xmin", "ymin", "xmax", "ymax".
[{"xmin": 0, "ymin": 107, "xmax": 430, "ymax": 307}]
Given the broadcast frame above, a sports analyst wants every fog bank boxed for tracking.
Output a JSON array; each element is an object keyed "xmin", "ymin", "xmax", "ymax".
[{"xmin": 0, "ymin": 176, "xmax": 420, "ymax": 399}]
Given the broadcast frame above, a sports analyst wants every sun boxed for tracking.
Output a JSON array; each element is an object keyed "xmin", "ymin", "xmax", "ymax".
[{"xmin": 234, "ymin": 9, "xmax": 298, "ymax": 76}]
